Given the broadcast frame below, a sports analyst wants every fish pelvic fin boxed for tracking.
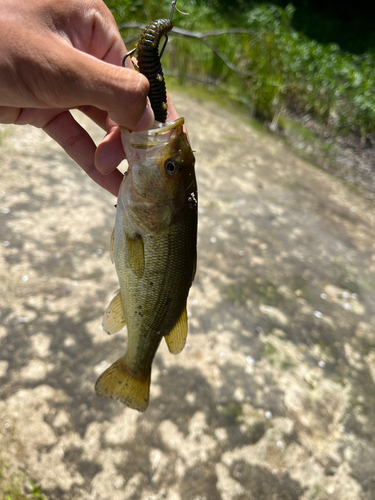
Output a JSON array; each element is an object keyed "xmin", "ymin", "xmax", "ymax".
[
  {"xmin": 102, "ymin": 290, "xmax": 126, "ymax": 334},
  {"xmin": 95, "ymin": 358, "xmax": 151, "ymax": 412},
  {"xmin": 164, "ymin": 307, "xmax": 188, "ymax": 354}
]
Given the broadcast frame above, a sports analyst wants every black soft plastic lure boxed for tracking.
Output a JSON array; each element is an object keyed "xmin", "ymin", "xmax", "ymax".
[
  {"xmin": 123, "ymin": 1, "xmax": 179, "ymax": 122},
  {"xmin": 137, "ymin": 18, "xmax": 173, "ymax": 123}
]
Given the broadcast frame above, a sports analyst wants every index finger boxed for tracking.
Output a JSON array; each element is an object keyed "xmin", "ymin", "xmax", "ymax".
[{"xmin": 43, "ymin": 110, "xmax": 123, "ymax": 196}]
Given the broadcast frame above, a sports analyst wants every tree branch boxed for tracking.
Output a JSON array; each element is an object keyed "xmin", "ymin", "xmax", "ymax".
[{"xmin": 118, "ymin": 23, "xmax": 253, "ymax": 78}]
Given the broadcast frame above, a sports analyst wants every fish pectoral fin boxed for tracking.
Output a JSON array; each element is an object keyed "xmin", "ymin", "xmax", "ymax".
[
  {"xmin": 102, "ymin": 290, "xmax": 126, "ymax": 334},
  {"xmin": 164, "ymin": 307, "xmax": 188, "ymax": 354},
  {"xmin": 126, "ymin": 233, "xmax": 145, "ymax": 278},
  {"xmin": 110, "ymin": 227, "xmax": 115, "ymax": 264},
  {"xmin": 95, "ymin": 357, "xmax": 150, "ymax": 412}
]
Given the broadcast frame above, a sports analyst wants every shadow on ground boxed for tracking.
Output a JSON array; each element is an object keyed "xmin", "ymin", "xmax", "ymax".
[{"xmin": 0, "ymin": 93, "xmax": 375, "ymax": 500}]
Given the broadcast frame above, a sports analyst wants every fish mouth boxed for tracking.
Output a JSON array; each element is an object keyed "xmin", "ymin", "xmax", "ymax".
[
  {"xmin": 120, "ymin": 118, "xmax": 185, "ymax": 149},
  {"xmin": 148, "ymin": 118, "xmax": 185, "ymax": 136}
]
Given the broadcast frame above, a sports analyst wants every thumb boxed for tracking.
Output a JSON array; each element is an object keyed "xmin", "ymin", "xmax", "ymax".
[{"xmin": 53, "ymin": 46, "xmax": 154, "ymax": 130}]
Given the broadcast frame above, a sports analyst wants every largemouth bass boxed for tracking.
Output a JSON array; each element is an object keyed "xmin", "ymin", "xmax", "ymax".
[{"xmin": 95, "ymin": 118, "xmax": 197, "ymax": 412}]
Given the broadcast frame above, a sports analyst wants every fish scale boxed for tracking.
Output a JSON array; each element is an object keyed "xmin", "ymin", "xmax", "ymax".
[
  {"xmin": 95, "ymin": 118, "xmax": 197, "ymax": 412},
  {"xmin": 122, "ymin": 222, "xmax": 195, "ymax": 372}
]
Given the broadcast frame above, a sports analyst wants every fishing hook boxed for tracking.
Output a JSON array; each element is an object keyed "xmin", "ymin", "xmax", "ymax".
[{"xmin": 122, "ymin": 47, "xmax": 137, "ymax": 68}]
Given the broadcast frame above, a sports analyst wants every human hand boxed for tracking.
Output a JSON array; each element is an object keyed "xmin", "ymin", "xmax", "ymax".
[{"xmin": 0, "ymin": 0, "xmax": 156, "ymax": 196}]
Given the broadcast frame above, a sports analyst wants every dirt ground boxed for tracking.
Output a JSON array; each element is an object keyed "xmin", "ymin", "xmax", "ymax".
[{"xmin": 1, "ymin": 91, "xmax": 375, "ymax": 500}]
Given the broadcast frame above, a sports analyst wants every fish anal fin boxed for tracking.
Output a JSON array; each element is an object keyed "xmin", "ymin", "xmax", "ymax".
[
  {"xmin": 126, "ymin": 233, "xmax": 145, "ymax": 278},
  {"xmin": 102, "ymin": 290, "xmax": 126, "ymax": 334},
  {"xmin": 95, "ymin": 358, "xmax": 150, "ymax": 412},
  {"xmin": 110, "ymin": 227, "xmax": 115, "ymax": 264},
  {"xmin": 164, "ymin": 307, "xmax": 188, "ymax": 354}
]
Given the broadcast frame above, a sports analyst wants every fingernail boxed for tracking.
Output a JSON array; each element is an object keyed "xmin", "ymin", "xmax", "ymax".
[{"xmin": 134, "ymin": 104, "xmax": 154, "ymax": 131}]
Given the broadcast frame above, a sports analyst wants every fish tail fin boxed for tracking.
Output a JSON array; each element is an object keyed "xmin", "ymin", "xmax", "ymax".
[{"xmin": 95, "ymin": 357, "xmax": 151, "ymax": 412}]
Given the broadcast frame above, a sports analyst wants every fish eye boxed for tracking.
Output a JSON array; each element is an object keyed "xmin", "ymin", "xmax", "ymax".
[
  {"xmin": 166, "ymin": 161, "xmax": 175, "ymax": 174},
  {"xmin": 165, "ymin": 158, "xmax": 179, "ymax": 176}
]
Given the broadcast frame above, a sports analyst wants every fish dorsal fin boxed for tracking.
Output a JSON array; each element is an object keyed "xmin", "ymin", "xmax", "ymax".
[
  {"xmin": 102, "ymin": 290, "xmax": 126, "ymax": 334},
  {"xmin": 95, "ymin": 357, "xmax": 151, "ymax": 412},
  {"xmin": 126, "ymin": 233, "xmax": 145, "ymax": 278},
  {"xmin": 110, "ymin": 227, "xmax": 115, "ymax": 264},
  {"xmin": 164, "ymin": 307, "xmax": 188, "ymax": 354}
]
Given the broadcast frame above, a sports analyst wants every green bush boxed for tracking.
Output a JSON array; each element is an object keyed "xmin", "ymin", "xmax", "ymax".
[{"xmin": 105, "ymin": 0, "xmax": 375, "ymax": 136}]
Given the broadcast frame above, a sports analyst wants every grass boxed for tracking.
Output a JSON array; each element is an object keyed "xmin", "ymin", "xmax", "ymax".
[
  {"xmin": 216, "ymin": 401, "xmax": 244, "ymax": 426},
  {"xmin": 0, "ymin": 462, "xmax": 47, "ymax": 500},
  {"xmin": 263, "ymin": 342, "xmax": 278, "ymax": 357},
  {"xmin": 0, "ymin": 480, "xmax": 46, "ymax": 500}
]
